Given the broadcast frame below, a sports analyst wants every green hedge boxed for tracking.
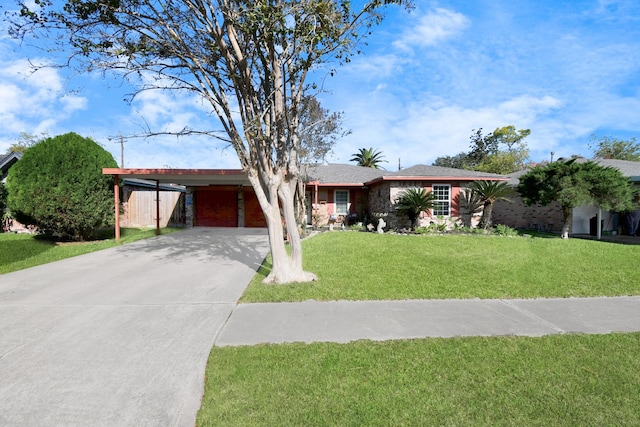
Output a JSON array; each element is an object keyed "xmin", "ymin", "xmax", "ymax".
[{"xmin": 6, "ymin": 132, "xmax": 117, "ymax": 241}]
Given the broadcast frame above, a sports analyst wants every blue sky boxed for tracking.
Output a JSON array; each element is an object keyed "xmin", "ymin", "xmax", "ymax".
[{"xmin": 1, "ymin": 0, "xmax": 639, "ymax": 170}]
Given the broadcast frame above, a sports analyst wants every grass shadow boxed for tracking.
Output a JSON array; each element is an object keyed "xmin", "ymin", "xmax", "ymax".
[{"xmin": 0, "ymin": 235, "xmax": 55, "ymax": 268}]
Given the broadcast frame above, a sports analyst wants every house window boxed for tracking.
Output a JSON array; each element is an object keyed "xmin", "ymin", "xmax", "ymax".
[
  {"xmin": 432, "ymin": 184, "xmax": 450, "ymax": 216},
  {"xmin": 334, "ymin": 190, "xmax": 349, "ymax": 215}
]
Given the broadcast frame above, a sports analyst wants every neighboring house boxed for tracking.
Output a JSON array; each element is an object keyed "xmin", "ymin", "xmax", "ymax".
[
  {"xmin": 0, "ymin": 151, "xmax": 23, "ymax": 183},
  {"xmin": 572, "ymin": 159, "xmax": 640, "ymax": 235},
  {"xmin": 493, "ymin": 159, "xmax": 640, "ymax": 236},
  {"xmin": 304, "ymin": 163, "xmax": 508, "ymax": 230},
  {"xmin": 1, "ymin": 151, "xmax": 30, "ymax": 233},
  {"xmin": 104, "ymin": 164, "xmax": 508, "ymax": 232}
]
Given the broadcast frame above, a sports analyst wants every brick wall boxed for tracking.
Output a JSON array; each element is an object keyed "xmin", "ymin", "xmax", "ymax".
[{"xmin": 492, "ymin": 195, "xmax": 565, "ymax": 232}]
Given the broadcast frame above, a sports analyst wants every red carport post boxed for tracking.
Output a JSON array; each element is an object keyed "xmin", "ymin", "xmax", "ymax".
[
  {"xmin": 114, "ymin": 174, "xmax": 120, "ymax": 242},
  {"xmin": 155, "ymin": 180, "xmax": 161, "ymax": 235}
]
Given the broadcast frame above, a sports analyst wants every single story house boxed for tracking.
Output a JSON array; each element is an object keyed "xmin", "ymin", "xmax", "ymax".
[{"xmin": 103, "ymin": 164, "xmax": 508, "ymax": 236}]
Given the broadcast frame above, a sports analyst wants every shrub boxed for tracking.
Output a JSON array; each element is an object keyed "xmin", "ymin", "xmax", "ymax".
[
  {"xmin": 395, "ymin": 188, "xmax": 435, "ymax": 230},
  {"xmin": 494, "ymin": 224, "xmax": 519, "ymax": 237},
  {"xmin": 348, "ymin": 224, "xmax": 366, "ymax": 232},
  {"xmin": 6, "ymin": 133, "xmax": 118, "ymax": 241},
  {"xmin": 0, "ymin": 181, "xmax": 6, "ymax": 213},
  {"xmin": 414, "ymin": 226, "xmax": 430, "ymax": 235}
]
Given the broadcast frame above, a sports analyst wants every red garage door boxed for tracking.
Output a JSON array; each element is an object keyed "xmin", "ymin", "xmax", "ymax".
[
  {"xmin": 195, "ymin": 186, "xmax": 238, "ymax": 227},
  {"xmin": 243, "ymin": 189, "xmax": 267, "ymax": 228}
]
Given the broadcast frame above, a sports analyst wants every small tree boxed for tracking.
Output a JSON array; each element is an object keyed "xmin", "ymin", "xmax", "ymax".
[
  {"xmin": 433, "ymin": 152, "xmax": 470, "ymax": 169},
  {"xmin": 5, "ymin": 132, "xmax": 48, "ymax": 154},
  {"xmin": 395, "ymin": 188, "xmax": 435, "ymax": 230},
  {"xmin": 299, "ymin": 96, "xmax": 349, "ymax": 165},
  {"xmin": 6, "ymin": 133, "xmax": 118, "ymax": 241},
  {"xmin": 350, "ymin": 147, "xmax": 387, "ymax": 169},
  {"xmin": 469, "ymin": 180, "xmax": 513, "ymax": 229},
  {"xmin": 296, "ymin": 95, "xmax": 350, "ymax": 229},
  {"xmin": 589, "ymin": 135, "xmax": 640, "ymax": 161},
  {"xmin": 10, "ymin": 0, "xmax": 412, "ymax": 284},
  {"xmin": 433, "ymin": 126, "xmax": 530, "ymax": 174},
  {"xmin": 517, "ymin": 159, "xmax": 634, "ymax": 239}
]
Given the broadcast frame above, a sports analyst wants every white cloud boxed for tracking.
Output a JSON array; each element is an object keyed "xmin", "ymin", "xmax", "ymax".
[
  {"xmin": 60, "ymin": 95, "xmax": 88, "ymax": 114},
  {"xmin": 327, "ymin": 92, "xmax": 569, "ymax": 168},
  {"xmin": 393, "ymin": 7, "xmax": 469, "ymax": 50},
  {"xmin": 0, "ymin": 57, "xmax": 89, "ymax": 142}
]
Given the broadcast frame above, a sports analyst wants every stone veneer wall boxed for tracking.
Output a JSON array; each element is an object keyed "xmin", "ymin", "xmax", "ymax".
[
  {"xmin": 185, "ymin": 188, "xmax": 194, "ymax": 227},
  {"xmin": 492, "ymin": 195, "xmax": 565, "ymax": 232},
  {"xmin": 367, "ymin": 182, "xmax": 396, "ymax": 228},
  {"xmin": 367, "ymin": 181, "xmax": 465, "ymax": 230}
]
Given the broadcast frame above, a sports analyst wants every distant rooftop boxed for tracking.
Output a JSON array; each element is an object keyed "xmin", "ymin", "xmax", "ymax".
[{"xmin": 506, "ymin": 158, "xmax": 640, "ymax": 186}]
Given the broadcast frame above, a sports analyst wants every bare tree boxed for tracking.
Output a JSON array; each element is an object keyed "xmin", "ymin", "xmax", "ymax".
[
  {"xmin": 298, "ymin": 95, "xmax": 349, "ymax": 165},
  {"xmin": 10, "ymin": 0, "xmax": 412, "ymax": 283}
]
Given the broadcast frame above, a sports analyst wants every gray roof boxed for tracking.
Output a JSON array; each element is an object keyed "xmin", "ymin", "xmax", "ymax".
[
  {"xmin": 304, "ymin": 163, "xmax": 506, "ymax": 185},
  {"xmin": 123, "ymin": 178, "xmax": 186, "ymax": 192},
  {"xmin": 393, "ymin": 164, "xmax": 507, "ymax": 179},
  {"xmin": 0, "ymin": 151, "xmax": 23, "ymax": 175},
  {"xmin": 507, "ymin": 159, "xmax": 640, "ymax": 187},
  {"xmin": 304, "ymin": 163, "xmax": 393, "ymax": 185},
  {"xmin": 505, "ymin": 169, "xmax": 530, "ymax": 186},
  {"xmin": 595, "ymin": 159, "xmax": 640, "ymax": 178}
]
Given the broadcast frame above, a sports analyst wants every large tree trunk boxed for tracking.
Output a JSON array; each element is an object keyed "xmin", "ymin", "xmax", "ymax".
[
  {"xmin": 247, "ymin": 173, "xmax": 316, "ymax": 284},
  {"xmin": 561, "ymin": 205, "xmax": 572, "ymax": 239}
]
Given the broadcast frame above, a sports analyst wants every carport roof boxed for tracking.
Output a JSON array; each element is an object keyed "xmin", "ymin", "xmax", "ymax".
[{"xmin": 103, "ymin": 168, "xmax": 251, "ymax": 186}]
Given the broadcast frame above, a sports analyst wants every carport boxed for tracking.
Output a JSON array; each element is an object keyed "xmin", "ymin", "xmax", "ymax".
[{"xmin": 102, "ymin": 168, "xmax": 266, "ymax": 240}]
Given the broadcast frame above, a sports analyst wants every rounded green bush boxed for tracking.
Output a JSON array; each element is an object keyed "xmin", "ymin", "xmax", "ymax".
[{"xmin": 6, "ymin": 132, "xmax": 118, "ymax": 241}]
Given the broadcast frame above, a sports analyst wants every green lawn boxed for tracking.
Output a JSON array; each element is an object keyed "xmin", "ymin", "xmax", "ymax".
[
  {"xmin": 197, "ymin": 232, "xmax": 640, "ymax": 426},
  {"xmin": 0, "ymin": 228, "xmax": 180, "ymax": 274},
  {"xmin": 242, "ymin": 232, "xmax": 640, "ymax": 302},
  {"xmin": 198, "ymin": 333, "xmax": 640, "ymax": 426}
]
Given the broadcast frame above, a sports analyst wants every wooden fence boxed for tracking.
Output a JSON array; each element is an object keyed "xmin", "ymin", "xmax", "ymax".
[{"xmin": 122, "ymin": 188, "xmax": 185, "ymax": 228}]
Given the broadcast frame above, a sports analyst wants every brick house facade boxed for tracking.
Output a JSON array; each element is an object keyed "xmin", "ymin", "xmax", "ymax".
[{"xmin": 304, "ymin": 163, "xmax": 507, "ymax": 230}]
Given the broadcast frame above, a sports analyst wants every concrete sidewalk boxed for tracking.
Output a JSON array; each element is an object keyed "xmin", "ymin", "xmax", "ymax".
[
  {"xmin": 215, "ymin": 296, "xmax": 640, "ymax": 346},
  {"xmin": 0, "ymin": 228, "xmax": 270, "ymax": 427}
]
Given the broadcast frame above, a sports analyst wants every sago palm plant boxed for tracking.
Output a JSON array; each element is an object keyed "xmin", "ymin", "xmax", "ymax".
[
  {"xmin": 395, "ymin": 188, "xmax": 436, "ymax": 230},
  {"xmin": 469, "ymin": 180, "xmax": 513, "ymax": 229}
]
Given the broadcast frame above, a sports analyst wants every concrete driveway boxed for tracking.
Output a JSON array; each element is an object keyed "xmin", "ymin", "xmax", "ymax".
[{"xmin": 0, "ymin": 227, "xmax": 269, "ymax": 427}]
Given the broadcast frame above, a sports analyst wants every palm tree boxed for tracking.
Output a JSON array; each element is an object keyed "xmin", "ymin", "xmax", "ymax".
[
  {"xmin": 395, "ymin": 188, "xmax": 436, "ymax": 230},
  {"xmin": 469, "ymin": 180, "xmax": 514, "ymax": 229},
  {"xmin": 350, "ymin": 147, "xmax": 387, "ymax": 169}
]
